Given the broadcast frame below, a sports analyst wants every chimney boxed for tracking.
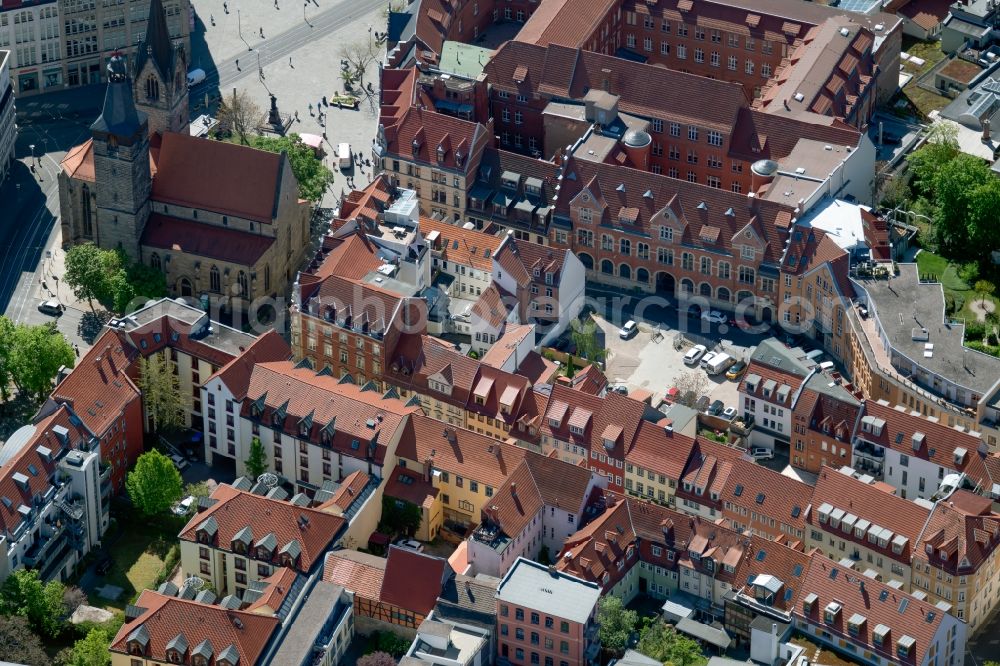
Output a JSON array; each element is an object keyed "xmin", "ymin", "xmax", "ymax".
[
  {"xmin": 984, "ymin": 118, "xmax": 992, "ymax": 143},
  {"xmin": 547, "ymin": 564, "xmax": 558, "ymax": 577},
  {"xmin": 747, "ymin": 191, "xmax": 758, "ymax": 212},
  {"xmin": 510, "ymin": 482, "xmax": 517, "ymax": 497}
]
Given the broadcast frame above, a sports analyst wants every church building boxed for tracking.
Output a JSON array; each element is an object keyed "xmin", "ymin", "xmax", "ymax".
[{"xmin": 57, "ymin": 0, "xmax": 310, "ymax": 311}]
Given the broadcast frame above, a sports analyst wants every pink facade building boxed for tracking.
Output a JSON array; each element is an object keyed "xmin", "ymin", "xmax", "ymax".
[{"xmin": 496, "ymin": 558, "xmax": 601, "ymax": 666}]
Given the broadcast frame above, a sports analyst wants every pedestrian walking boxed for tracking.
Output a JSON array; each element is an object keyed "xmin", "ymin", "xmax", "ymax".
[
  {"xmin": 235, "ymin": 58, "xmax": 240, "ymax": 70},
  {"xmin": 294, "ymin": 110, "xmax": 299, "ymax": 121},
  {"xmin": 74, "ymin": 344, "xmax": 80, "ymax": 358},
  {"xmin": 289, "ymin": 56, "xmax": 293, "ymax": 67},
  {"xmin": 260, "ymin": 27, "xmax": 264, "ymax": 38},
  {"xmin": 223, "ymin": 1, "xmax": 228, "ymax": 12},
  {"xmin": 308, "ymin": 102, "xmax": 313, "ymax": 114}
]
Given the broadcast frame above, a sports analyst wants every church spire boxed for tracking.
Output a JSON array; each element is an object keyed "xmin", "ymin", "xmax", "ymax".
[
  {"xmin": 91, "ymin": 53, "xmax": 146, "ymax": 140},
  {"xmin": 135, "ymin": 0, "xmax": 174, "ymax": 79}
]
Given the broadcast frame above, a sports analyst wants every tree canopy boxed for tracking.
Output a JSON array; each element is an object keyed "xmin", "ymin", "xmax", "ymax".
[
  {"xmin": 137, "ymin": 354, "xmax": 186, "ymax": 432},
  {"xmin": 378, "ymin": 496, "xmax": 422, "ymax": 537},
  {"xmin": 3, "ymin": 318, "xmax": 75, "ymax": 401},
  {"xmin": 636, "ymin": 621, "xmax": 706, "ymax": 666},
  {"xmin": 597, "ymin": 595, "xmax": 638, "ymax": 655},
  {"xmin": 0, "ymin": 569, "xmax": 67, "ymax": 639},
  {"xmin": 126, "ymin": 450, "xmax": 183, "ymax": 516},
  {"xmin": 0, "ymin": 615, "xmax": 49, "ymax": 666},
  {"xmin": 245, "ymin": 436, "xmax": 268, "ymax": 479},
  {"xmin": 64, "ymin": 244, "xmax": 166, "ymax": 315},
  {"xmin": 247, "ymin": 134, "xmax": 334, "ymax": 202},
  {"xmin": 61, "ymin": 628, "xmax": 113, "ymax": 666}
]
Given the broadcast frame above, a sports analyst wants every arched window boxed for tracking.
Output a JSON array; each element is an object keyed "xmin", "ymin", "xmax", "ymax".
[
  {"xmin": 600, "ymin": 259, "xmax": 614, "ymax": 275},
  {"xmin": 680, "ymin": 278, "xmax": 694, "ymax": 293},
  {"xmin": 150, "ymin": 253, "xmax": 161, "ymax": 271},
  {"xmin": 81, "ymin": 184, "xmax": 93, "ymax": 237},
  {"xmin": 237, "ymin": 271, "xmax": 249, "ymax": 299},
  {"xmin": 210, "ymin": 265, "xmax": 221, "ymax": 293},
  {"xmin": 578, "ymin": 253, "xmax": 594, "ymax": 270},
  {"xmin": 699, "ymin": 282, "xmax": 712, "ymax": 297},
  {"xmin": 717, "ymin": 287, "xmax": 731, "ymax": 302},
  {"xmin": 619, "ymin": 263, "xmax": 631, "ymax": 280},
  {"xmin": 145, "ymin": 75, "xmax": 159, "ymax": 101},
  {"xmin": 637, "ymin": 268, "xmax": 649, "ymax": 283}
]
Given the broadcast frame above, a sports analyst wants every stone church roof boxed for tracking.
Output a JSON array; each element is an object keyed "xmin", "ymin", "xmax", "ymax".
[{"xmin": 134, "ymin": 0, "xmax": 176, "ymax": 81}]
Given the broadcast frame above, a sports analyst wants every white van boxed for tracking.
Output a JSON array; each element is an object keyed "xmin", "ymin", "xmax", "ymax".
[
  {"xmin": 705, "ymin": 352, "xmax": 734, "ymax": 375},
  {"xmin": 186, "ymin": 68, "xmax": 206, "ymax": 88},
  {"xmin": 337, "ymin": 143, "xmax": 352, "ymax": 168}
]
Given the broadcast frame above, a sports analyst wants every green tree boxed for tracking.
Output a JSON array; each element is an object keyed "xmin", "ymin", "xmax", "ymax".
[
  {"xmin": 637, "ymin": 621, "xmax": 705, "ymax": 666},
  {"xmin": 976, "ymin": 279, "xmax": 996, "ymax": 307},
  {"xmin": 10, "ymin": 321, "xmax": 75, "ymax": 400},
  {"xmin": 137, "ymin": 353, "xmax": 186, "ymax": 431},
  {"xmin": 571, "ymin": 316, "xmax": 606, "ymax": 362},
  {"xmin": 246, "ymin": 436, "xmax": 268, "ymax": 479},
  {"xmin": 248, "ymin": 134, "xmax": 335, "ymax": 202},
  {"xmin": 126, "ymin": 450, "xmax": 183, "ymax": 516},
  {"xmin": 64, "ymin": 243, "xmax": 121, "ymax": 313},
  {"xmin": 0, "ymin": 569, "xmax": 67, "ymax": 638},
  {"xmin": 378, "ymin": 496, "xmax": 422, "ymax": 537},
  {"xmin": 63, "ymin": 628, "xmax": 112, "ymax": 666},
  {"xmin": 932, "ymin": 153, "xmax": 992, "ymax": 255},
  {"xmin": 125, "ymin": 260, "xmax": 168, "ymax": 306},
  {"xmin": 0, "ymin": 615, "xmax": 49, "ymax": 666},
  {"xmin": 0, "ymin": 316, "xmax": 15, "ymax": 401},
  {"xmin": 908, "ymin": 123, "xmax": 959, "ymax": 197},
  {"xmin": 597, "ymin": 595, "xmax": 638, "ymax": 655},
  {"xmin": 184, "ymin": 481, "xmax": 212, "ymax": 504},
  {"xmin": 374, "ymin": 631, "xmax": 411, "ymax": 657}
]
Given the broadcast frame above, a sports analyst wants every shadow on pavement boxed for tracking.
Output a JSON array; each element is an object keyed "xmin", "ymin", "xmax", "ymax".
[{"xmin": 0, "ymin": 160, "xmax": 54, "ymax": 312}]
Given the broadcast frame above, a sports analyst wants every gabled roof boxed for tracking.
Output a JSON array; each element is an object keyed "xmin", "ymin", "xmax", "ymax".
[
  {"xmin": 494, "ymin": 235, "xmax": 569, "ymax": 287},
  {"xmin": 382, "ymin": 106, "xmax": 487, "ymax": 174},
  {"xmin": 420, "ymin": 216, "xmax": 503, "ymax": 272},
  {"xmin": 205, "ymin": 330, "xmax": 291, "ymax": 401},
  {"xmin": 919, "ymin": 491, "xmax": 1000, "ymax": 574},
  {"xmin": 515, "ymin": 0, "xmax": 618, "ymax": 49},
  {"xmin": 141, "ymin": 214, "xmax": 275, "ymax": 266},
  {"xmin": 795, "ymin": 552, "xmax": 948, "ymax": 666},
  {"xmin": 110, "ymin": 590, "xmax": 279, "ymax": 663},
  {"xmin": 151, "ymin": 133, "xmax": 284, "ymax": 223},
  {"xmin": 719, "ymin": 457, "xmax": 812, "ymax": 543},
  {"xmin": 178, "ymin": 484, "xmax": 345, "ymax": 572},
  {"xmin": 322, "ymin": 549, "xmax": 386, "ymax": 600},
  {"xmin": 242, "ymin": 361, "xmax": 417, "ymax": 466},
  {"xmin": 381, "ymin": 546, "xmax": 452, "ymax": 615},
  {"xmin": 50, "ymin": 328, "xmax": 141, "ymax": 437},
  {"xmin": 626, "ymin": 420, "xmax": 697, "ymax": 481},
  {"xmin": 395, "ymin": 413, "xmax": 528, "ymax": 489},
  {"xmin": 133, "ymin": 0, "xmax": 175, "ymax": 81}
]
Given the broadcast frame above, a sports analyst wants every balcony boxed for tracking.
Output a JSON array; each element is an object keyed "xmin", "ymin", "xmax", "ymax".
[
  {"xmin": 22, "ymin": 524, "xmax": 67, "ymax": 568},
  {"xmin": 853, "ymin": 441, "xmax": 885, "ymax": 477}
]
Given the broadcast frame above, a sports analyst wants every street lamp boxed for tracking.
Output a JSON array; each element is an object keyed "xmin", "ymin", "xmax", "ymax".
[
  {"xmin": 238, "ymin": 9, "xmax": 251, "ymax": 51},
  {"xmin": 303, "ymin": 2, "xmax": 311, "ymax": 26},
  {"xmin": 28, "ymin": 144, "xmax": 35, "ymax": 166}
]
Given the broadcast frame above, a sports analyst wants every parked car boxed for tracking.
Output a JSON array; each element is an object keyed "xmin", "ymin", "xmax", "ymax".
[
  {"xmin": 395, "ymin": 538, "xmax": 424, "ymax": 553},
  {"xmin": 619, "ymin": 320, "xmax": 639, "ymax": 339},
  {"xmin": 172, "ymin": 495, "xmax": 195, "ymax": 516},
  {"xmin": 708, "ymin": 400, "xmax": 725, "ymax": 416},
  {"xmin": 37, "ymin": 299, "xmax": 63, "ymax": 316},
  {"xmin": 95, "ymin": 556, "xmax": 113, "ymax": 576},
  {"xmin": 726, "ymin": 361, "xmax": 747, "ymax": 380},
  {"xmin": 683, "ymin": 344, "xmax": 708, "ymax": 365},
  {"xmin": 701, "ymin": 310, "xmax": 726, "ymax": 324},
  {"xmin": 170, "ymin": 454, "xmax": 189, "ymax": 472},
  {"xmin": 699, "ymin": 351, "xmax": 718, "ymax": 368},
  {"xmin": 608, "ymin": 384, "xmax": 628, "ymax": 395},
  {"xmin": 722, "ymin": 406, "xmax": 737, "ymax": 420},
  {"xmin": 705, "ymin": 353, "xmax": 734, "ymax": 375},
  {"xmin": 750, "ymin": 447, "xmax": 774, "ymax": 461}
]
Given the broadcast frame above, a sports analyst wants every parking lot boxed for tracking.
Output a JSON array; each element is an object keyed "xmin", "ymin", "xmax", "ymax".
[{"xmin": 594, "ymin": 314, "xmax": 751, "ymax": 417}]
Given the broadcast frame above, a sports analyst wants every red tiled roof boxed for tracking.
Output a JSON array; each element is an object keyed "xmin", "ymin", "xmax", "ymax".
[
  {"xmin": 493, "ymin": 236, "xmax": 569, "ymax": 288},
  {"xmin": 322, "ymin": 549, "xmax": 386, "ymax": 600},
  {"xmin": 110, "ymin": 589, "xmax": 279, "ymax": 663},
  {"xmin": 719, "ymin": 457, "xmax": 812, "ymax": 543},
  {"xmin": 383, "ymin": 106, "xmax": 487, "ymax": 175},
  {"xmin": 244, "ymin": 567, "xmax": 299, "ymax": 614},
  {"xmin": 384, "ymin": 464, "xmax": 440, "ymax": 507},
  {"xmin": 898, "ymin": 0, "xmax": 951, "ymax": 31},
  {"xmin": 205, "ymin": 330, "xmax": 290, "ymax": 401},
  {"xmin": 919, "ymin": 491, "xmax": 1000, "ymax": 575},
  {"xmin": 515, "ymin": 0, "xmax": 618, "ymax": 50},
  {"xmin": 626, "ymin": 421, "xmax": 697, "ymax": 484},
  {"xmin": 59, "ymin": 139, "xmax": 96, "ymax": 182},
  {"xmin": 0, "ymin": 407, "xmax": 94, "ymax": 535},
  {"xmin": 795, "ymin": 552, "xmax": 948, "ymax": 666},
  {"xmin": 179, "ymin": 484, "xmax": 345, "ymax": 573},
  {"xmin": 242, "ymin": 361, "xmax": 417, "ymax": 466},
  {"xmin": 396, "ymin": 413, "xmax": 528, "ymax": 489},
  {"xmin": 381, "ymin": 546, "xmax": 450, "ymax": 615},
  {"xmin": 51, "ymin": 329, "xmax": 140, "ymax": 437},
  {"xmin": 141, "ymin": 214, "xmax": 275, "ymax": 266},
  {"xmin": 485, "ymin": 452, "xmax": 596, "ymax": 538},
  {"xmin": 317, "ymin": 470, "xmax": 371, "ymax": 513},
  {"xmin": 306, "ymin": 232, "xmax": 385, "ymax": 283},
  {"xmin": 471, "ymin": 282, "xmax": 513, "ymax": 330},
  {"xmin": 486, "ymin": 41, "xmax": 749, "ymax": 130},
  {"xmin": 567, "ymin": 363, "xmax": 608, "ymax": 395},
  {"xmin": 151, "ymin": 133, "xmax": 284, "ymax": 222},
  {"xmin": 420, "ymin": 216, "xmax": 503, "ymax": 271}
]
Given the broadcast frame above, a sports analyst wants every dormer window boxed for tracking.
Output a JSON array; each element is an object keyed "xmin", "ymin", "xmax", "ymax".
[
  {"xmin": 533, "ymin": 267, "xmax": 540, "ymax": 278},
  {"xmin": 437, "ymin": 145, "xmax": 446, "ymax": 161},
  {"xmin": 299, "ymin": 422, "xmax": 310, "ymax": 437},
  {"xmin": 456, "ymin": 152, "xmax": 464, "ymax": 167},
  {"xmin": 272, "ymin": 412, "xmax": 282, "ymax": 427},
  {"xmin": 824, "ymin": 601, "xmax": 842, "ymax": 625},
  {"xmin": 168, "ymin": 650, "xmax": 183, "ymax": 664},
  {"xmin": 545, "ymin": 272, "xmax": 553, "ymax": 285},
  {"xmin": 128, "ymin": 641, "xmax": 145, "ymax": 656}
]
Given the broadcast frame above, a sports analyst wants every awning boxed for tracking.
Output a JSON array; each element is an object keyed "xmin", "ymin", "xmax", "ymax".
[
  {"xmin": 299, "ymin": 133, "xmax": 324, "ymax": 148},
  {"xmin": 676, "ymin": 617, "xmax": 732, "ymax": 649}
]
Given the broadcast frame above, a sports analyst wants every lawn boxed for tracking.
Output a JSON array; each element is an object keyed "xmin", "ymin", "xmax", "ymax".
[
  {"xmin": 915, "ymin": 250, "xmax": 998, "ymax": 325},
  {"xmin": 899, "ymin": 38, "xmax": 950, "ymax": 118},
  {"xmin": 82, "ymin": 509, "xmax": 184, "ymax": 611}
]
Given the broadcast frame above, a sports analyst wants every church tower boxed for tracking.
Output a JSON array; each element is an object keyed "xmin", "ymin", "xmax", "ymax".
[
  {"xmin": 133, "ymin": 0, "xmax": 189, "ymax": 136},
  {"xmin": 91, "ymin": 53, "xmax": 152, "ymax": 260}
]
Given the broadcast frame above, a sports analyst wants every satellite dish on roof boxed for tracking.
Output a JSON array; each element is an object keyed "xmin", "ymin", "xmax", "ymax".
[{"xmin": 257, "ymin": 472, "xmax": 279, "ymax": 490}]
